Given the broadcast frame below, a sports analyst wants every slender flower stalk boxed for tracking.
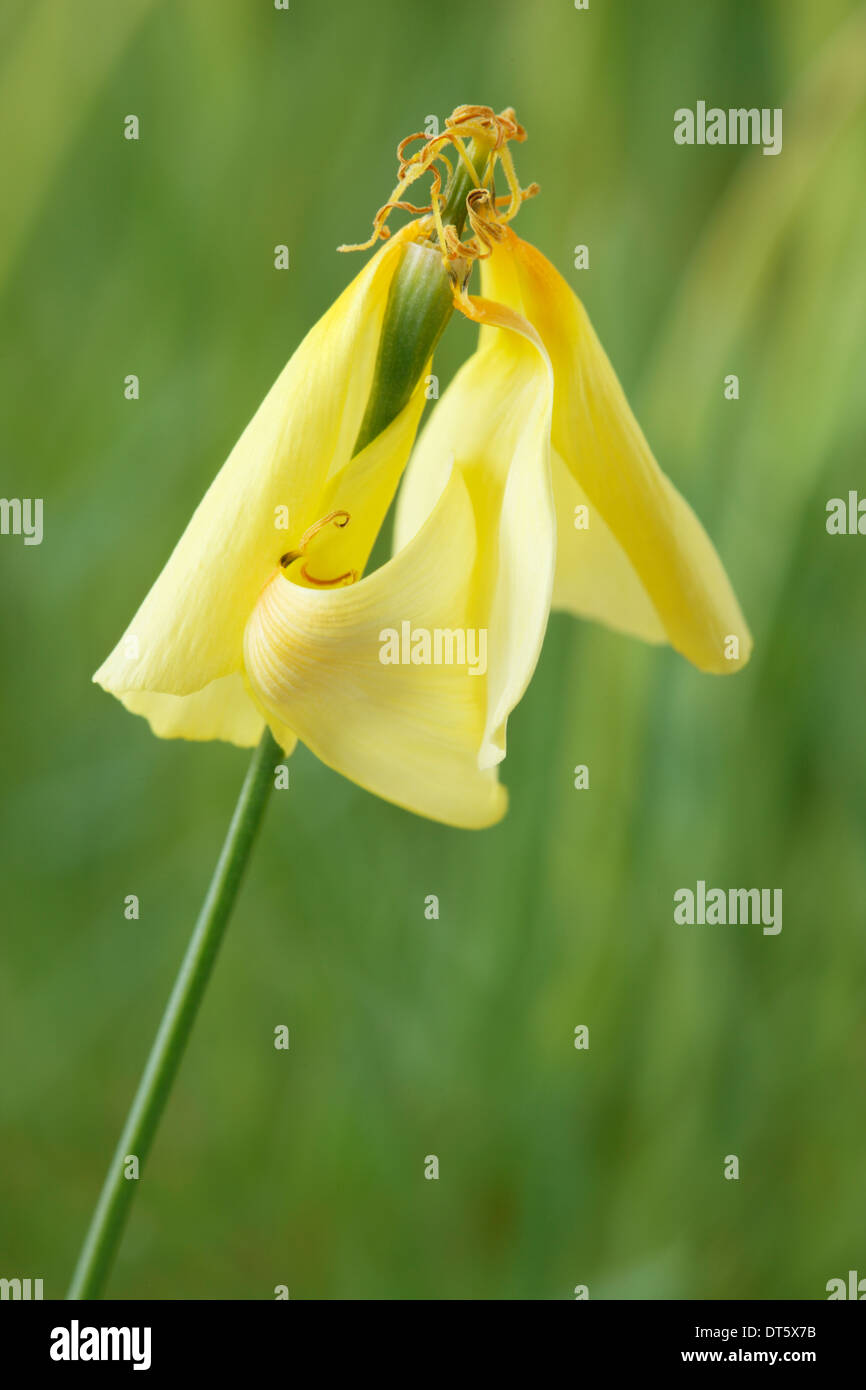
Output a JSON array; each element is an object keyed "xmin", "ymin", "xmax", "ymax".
[{"xmin": 67, "ymin": 728, "xmax": 279, "ymax": 1299}]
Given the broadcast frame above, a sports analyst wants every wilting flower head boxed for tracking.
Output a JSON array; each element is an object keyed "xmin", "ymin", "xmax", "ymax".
[{"xmin": 95, "ymin": 105, "xmax": 751, "ymax": 828}]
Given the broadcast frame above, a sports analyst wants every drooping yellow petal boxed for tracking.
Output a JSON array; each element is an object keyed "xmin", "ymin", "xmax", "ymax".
[
  {"xmin": 119, "ymin": 674, "xmax": 271, "ymax": 749},
  {"xmin": 550, "ymin": 449, "xmax": 666, "ymax": 645},
  {"xmin": 394, "ymin": 295, "xmax": 555, "ymax": 768},
  {"xmin": 94, "ymin": 222, "xmax": 427, "ymax": 742},
  {"xmin": 480, "ymin": 231, "xmax": 752, "ymax": 674},
  {"xmin": 244, "ymin": 467, "xmax": 505, "ymax": 829}
]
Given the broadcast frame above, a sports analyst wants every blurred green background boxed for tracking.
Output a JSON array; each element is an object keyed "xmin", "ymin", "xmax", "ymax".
[{"xmin": 2, "ymin": 0, "xmax": 865, "ymax": 1300}]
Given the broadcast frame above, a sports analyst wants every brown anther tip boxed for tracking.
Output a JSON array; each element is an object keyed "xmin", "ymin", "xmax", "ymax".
[
  {"xmin": 280, "ymin": 510, "xmax": 351, "ymax": 571},
  {"xmin": 300, "ymin": 564, "xmax": 359, "ymax": 588}
]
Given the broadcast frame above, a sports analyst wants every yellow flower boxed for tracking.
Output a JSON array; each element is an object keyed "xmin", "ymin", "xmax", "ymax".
[{"xmin": 95, "ymin": 106, "xmax": 751, "ymax": 829}]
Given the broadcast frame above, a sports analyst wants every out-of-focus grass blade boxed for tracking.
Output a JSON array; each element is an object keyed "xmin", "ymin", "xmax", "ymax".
[
  {"xmin": 0, "ymin": 0, "xmax": 158, "ymax": 292},
  {"xmin": 641, "ymin": 3, "xmax": 866, "ymax": 455}
]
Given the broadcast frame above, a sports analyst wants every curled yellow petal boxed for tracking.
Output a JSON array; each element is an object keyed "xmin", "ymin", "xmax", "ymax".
[
  {"xmin": 244, "ymin": 467, "xmax": 506, "ymax": 829},
  {"xmin": 394, "ymin": 294, "xmax": 555, "ymax": 768},
  {"xmin": 481, "ymin": 231, "xmax": 752, "ymax": 674}
]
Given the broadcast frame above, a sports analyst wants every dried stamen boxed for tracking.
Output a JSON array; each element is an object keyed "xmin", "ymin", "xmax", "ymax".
[
  {"xmin": 280, "ymin": 510, "xmax": 357, "ymax": 587},
  {"xmin": 338, "ymin": 103, "xmax": 539, "ymax": 308}
]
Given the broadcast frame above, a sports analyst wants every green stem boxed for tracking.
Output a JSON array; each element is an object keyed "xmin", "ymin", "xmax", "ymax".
[{"xmin": 67, "ymin": 727, "xmax": 281, "ymax": 1300}]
